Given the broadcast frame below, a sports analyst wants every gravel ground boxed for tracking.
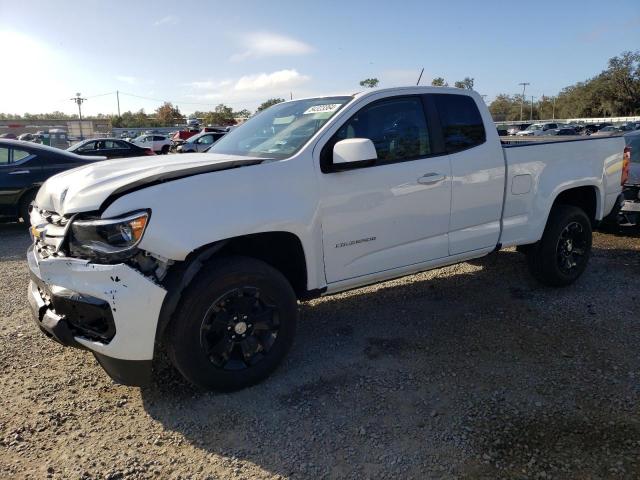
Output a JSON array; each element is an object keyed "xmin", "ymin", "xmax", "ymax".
[{"xmin": 1, "ymin": 222, "xmax": 639, "ymax": 479}]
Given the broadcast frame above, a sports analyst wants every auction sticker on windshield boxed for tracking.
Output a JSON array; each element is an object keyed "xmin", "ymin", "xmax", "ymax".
[{"xmin": 303, "ymin": 104, "xmax": 342, "ymax": 115}]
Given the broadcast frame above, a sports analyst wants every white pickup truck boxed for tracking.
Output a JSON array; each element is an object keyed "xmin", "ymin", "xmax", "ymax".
[{"xmin": 27, "ymin": 87, "xmax": 629, "ymax": 391}]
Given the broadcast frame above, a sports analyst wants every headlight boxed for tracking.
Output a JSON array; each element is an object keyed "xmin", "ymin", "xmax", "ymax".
[{"xmin": 70, "ymin": 211, "xmax": 149, "ymax": 257}]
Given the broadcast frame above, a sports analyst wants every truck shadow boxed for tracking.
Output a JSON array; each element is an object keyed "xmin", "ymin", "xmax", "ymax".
[{"xmin": 139, "ymin": 245, "xmax": 640, "ymax": 478}]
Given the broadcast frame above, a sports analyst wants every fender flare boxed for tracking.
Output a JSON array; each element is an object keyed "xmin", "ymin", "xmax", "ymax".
[{"xmin": 154, "ymin": 240, "xmax": 228, "ymax": 344}]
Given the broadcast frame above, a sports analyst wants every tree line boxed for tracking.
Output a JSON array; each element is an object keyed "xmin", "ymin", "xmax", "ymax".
[
  {"xmin": 489, "ymin": 51, "xmax": 640, "ymax": 121},
  {"xmin": 0, "ymin": 100, "xmax": 286, "ymax": 128},
  {"xmin": 3, "ymin": 50, "xmax": 637, "ymax": 126}
]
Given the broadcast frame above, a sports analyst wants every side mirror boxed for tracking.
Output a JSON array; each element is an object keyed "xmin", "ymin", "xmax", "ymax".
[{"xmin": 332, "ymin": 138, "xmax": 377, "ymax": 170}]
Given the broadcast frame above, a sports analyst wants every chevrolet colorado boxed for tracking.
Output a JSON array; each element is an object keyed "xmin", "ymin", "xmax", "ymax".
[{"xmin": 26, "ymin": 87, "xmax": 629, "ymax": 391}]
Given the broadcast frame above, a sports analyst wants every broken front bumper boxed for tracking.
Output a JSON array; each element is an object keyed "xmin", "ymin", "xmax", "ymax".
[{"xmin": 26, "ymin": 246, "xmax": 167, "ymax": 386}]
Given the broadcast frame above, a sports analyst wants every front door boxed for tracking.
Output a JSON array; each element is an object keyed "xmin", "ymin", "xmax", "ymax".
[{"xmin": 318, "ymin": 96, "xmax": 452, "ymax": 283}]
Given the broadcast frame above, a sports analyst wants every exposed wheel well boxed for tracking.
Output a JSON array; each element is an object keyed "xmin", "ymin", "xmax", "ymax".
[
  {"xmin": 216, "ymin": 232, "xmax": 308, "ymax": 298},
  {"xmin": 552, "ymin": 186, "xmax": 597, "ymax": 225},
  {"xmin": 18, "ymin": 188, "xmax": 38, "ymax": 221}
]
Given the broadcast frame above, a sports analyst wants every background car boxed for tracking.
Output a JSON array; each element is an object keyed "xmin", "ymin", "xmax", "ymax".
[
  {"xmin": 130, "ymin": 134, "xmax": 172, "ymax": 154},
  {"xmin": 515, "ymin": 122, "xmax": 559, "ymax": 136},
  {"xmin": 0, "ymin": 139, "xmax": 105, "ymax": 223},
  {"xmin": 17, "ymin": 133, "xmax": 38, "ymax": 142},
  {"xmin": 176, "ymin": 131, "xmax": 226, "ymax": 153},
  {"xmin": 591, "ymin": 126, "xmax": 623, "ymax": 137},
  {"xmin": 68, "ymin": 138, "xmax": 155, "ymax": 159},
  {"xmin": 555, "ymin": 127, "xmax": 578, "ymax": 136},
  {"xmin": 507, "ymin": 123, "xmax": 531, "ymax": 135},
  {"xmin": 583, "ymin": 123, "xmax": 613, "ymax": 135}
]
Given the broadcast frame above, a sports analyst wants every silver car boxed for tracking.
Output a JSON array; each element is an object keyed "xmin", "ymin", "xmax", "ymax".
[{"xmin": 176, "ymin": 131, "xmax": 226, "ymax": 153}]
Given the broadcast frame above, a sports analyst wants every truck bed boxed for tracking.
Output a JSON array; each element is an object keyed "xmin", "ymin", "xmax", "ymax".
[{"xmin": 499, "ymin": 135, "xmax": 625, "ymax": 247}]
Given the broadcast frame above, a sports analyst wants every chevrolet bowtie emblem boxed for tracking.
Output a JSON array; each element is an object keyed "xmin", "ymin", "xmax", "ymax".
[{"xmin": 30, "ymin": 226, "xmax": 45, "ymax": 239}]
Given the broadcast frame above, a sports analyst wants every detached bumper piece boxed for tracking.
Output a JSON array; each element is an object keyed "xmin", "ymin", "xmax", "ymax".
[
  {"xmin": 28, "ymin": 281, "xmax": 85, "ymax": 349},
  {"xmin": 28, "ymin": 281, "xmax": 152, "ymax": 386},
  {"xmin": 28, "ymin": 279, "xmax": 115, "ymax": 343}
]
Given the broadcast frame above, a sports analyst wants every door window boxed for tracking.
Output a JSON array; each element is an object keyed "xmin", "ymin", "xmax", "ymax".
[
  {"xmin": 326, "ymin": 97, "xmax": 431, "ymax": 168},
  {"xmin": 78, "ymin": 141, "xmax": 97, "ymax": 152},
  {"xmin": 431, "ymin": 94, "xmax": 486, "ymax": 152},
  {"xmin": 197, "ymin": 135, "xmax": 215, "ymax": 145}
]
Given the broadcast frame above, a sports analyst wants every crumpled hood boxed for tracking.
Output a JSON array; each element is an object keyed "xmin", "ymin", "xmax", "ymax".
[{"xmin": 35, "ymin": 152, "xmax": 264, "ymax": 215}]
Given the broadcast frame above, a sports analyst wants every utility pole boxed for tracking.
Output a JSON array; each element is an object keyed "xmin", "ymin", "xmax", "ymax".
[
  {"xmin": 116, "ymin": 90, "xmax": 121, "ymax": 117},
  {"xmin": 416, "ymin": 67, "xmax": 424, "ymax": 86},
  {"xmin": 530, "ymin": 96, "xmax": 535, "ymax": 121},
  {"xmin": 518, "ymin": 82, "xmax": 530, "ymax": 121},
  {"xmin": 552, "ymin": 96, "xmax": 556, "ymax": 120},
  {"xmin": 70, "ymin": 92, "xmax": 86, "ymax": 140}
]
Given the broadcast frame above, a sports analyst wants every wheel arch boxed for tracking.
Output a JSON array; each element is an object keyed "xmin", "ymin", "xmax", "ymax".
[
  {"xmin": 548, "ymin": 185, "xmax": 599, "ymax": 226},
  {"xmin": 155, "ymin": 231, "xmax": 312, "ymax": 343},
  {"xmin": 17, "ymin": 186, "xmax": 40, "ymax": 220}
]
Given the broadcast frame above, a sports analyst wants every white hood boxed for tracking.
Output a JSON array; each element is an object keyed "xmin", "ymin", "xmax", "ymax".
[{"xmin": 35, "ymin": 153, "xmax": 263, "ymax": 215}]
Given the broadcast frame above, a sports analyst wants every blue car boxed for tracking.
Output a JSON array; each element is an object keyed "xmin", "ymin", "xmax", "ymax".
[{"xmin": 0, "ymin": 139, "xmax": 105, "ymax": 223}]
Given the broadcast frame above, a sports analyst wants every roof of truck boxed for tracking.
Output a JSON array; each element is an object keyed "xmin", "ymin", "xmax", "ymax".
[{"xmin": 280, "ymin": 86, "xmax": 479, "ymax": 105}]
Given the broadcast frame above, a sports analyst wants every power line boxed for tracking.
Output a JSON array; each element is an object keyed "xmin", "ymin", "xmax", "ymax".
[{"xmin": 85, "ymin": 91, "xmax": 117, "ymax": 99}]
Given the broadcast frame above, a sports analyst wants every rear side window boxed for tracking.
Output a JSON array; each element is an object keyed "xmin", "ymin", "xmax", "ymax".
[
  {"xmin": 0, "ymin": 148, "xmax": 8, "ymax": 165},
  {"xmin": 13, "ymin": 149, "xmax": 31, "ymax": 162},
  {"xmin": 431, "ymin": 94, "xmax": 485, "ymax": 152}
]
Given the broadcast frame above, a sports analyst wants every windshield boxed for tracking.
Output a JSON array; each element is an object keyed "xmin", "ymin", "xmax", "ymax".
[
  {"xmin": 526, "ymin": 124, "xmax": 542, "ymax": 131},
  {"xmin": 207, "ymin": 96, "xmax": 352, "ymax": 159}
]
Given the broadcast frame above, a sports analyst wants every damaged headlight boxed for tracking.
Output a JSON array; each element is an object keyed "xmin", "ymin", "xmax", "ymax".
[{"xmin": 70, "ymin": 211, "xmax": 149, "ymax": 257}]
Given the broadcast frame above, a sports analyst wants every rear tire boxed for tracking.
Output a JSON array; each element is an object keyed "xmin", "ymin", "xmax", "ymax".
[
  {"xmin": 166, "ymin": 256, "xmax": 298, "ymax": 391},
  {"xmin": 161, "ymin": 145, "xmax": 170, "ymax": 155},
  {"xmin": 526, "ymin": 205, "xmax": 592, "ymax": 287}
]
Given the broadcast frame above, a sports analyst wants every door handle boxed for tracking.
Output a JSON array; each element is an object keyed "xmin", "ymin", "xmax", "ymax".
[
  {"xmin": 9, "ymin": 170, "xmax": 30, "ymax": 175},
  {"xmin": 417, "ymin": 173, "xmax": 445, "ymax": 185}
]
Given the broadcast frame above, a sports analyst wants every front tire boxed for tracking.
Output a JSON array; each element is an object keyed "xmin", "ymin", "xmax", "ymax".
[
  {"xmin": 526, "ymin": 205, "xmax": 592, "ymax": 287},
  {"xmin": 19, "ymin": 190, "xmax": 37, "ymax": 224},
  {"xmin": 160, "ymin": 145, "xmax": 170, "ymax": 155},
  {"xmin": 166, "ymin": 256, "xmax": 298, "ymax": 391}
]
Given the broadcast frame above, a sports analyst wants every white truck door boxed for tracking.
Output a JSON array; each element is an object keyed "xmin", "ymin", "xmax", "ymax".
[
  {"xmin": 429, "ymin": 93, "xmax": 505, "ymax": 255},
  {"xmin": 318, "ymin": 96, "xmax": 452, "ymax": 283}
]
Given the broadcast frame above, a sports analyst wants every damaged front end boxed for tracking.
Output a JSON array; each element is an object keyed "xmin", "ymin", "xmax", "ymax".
[{"xmin": 27, "ymin": 207, "xmax": 169, "ymax": 386}]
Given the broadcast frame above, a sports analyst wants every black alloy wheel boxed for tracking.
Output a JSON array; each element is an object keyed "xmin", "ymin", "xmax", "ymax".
[
  {"xmin": 200, "ymin": 287, "xmax": 280, "ymax": 370},
  {"xmin": 555, "ymin": 221, "xmax": 588, "ymax": 274},
  {"xmin": 167, "ymin": 256, "xmax": 297, "ymax": 391}
]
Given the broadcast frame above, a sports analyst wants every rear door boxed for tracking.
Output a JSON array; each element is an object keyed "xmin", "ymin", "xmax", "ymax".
[
  {"xmin": 152, "ymin": 136, "xmax": 166, "ymax": 151},
  {"xmin": 429, "ymin": 93, "xmax": 505, "ymax": 255},
  {"xmin": 0, "ymin": 146, "xmax": 41, "ymax": 216},
  {"xmin": 112, "ymin": 140, "xmax": 135, "ymax": 157},
  {"xmin": 318, "ymin": 95, "xmax": 453, "ymax": 283}
]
